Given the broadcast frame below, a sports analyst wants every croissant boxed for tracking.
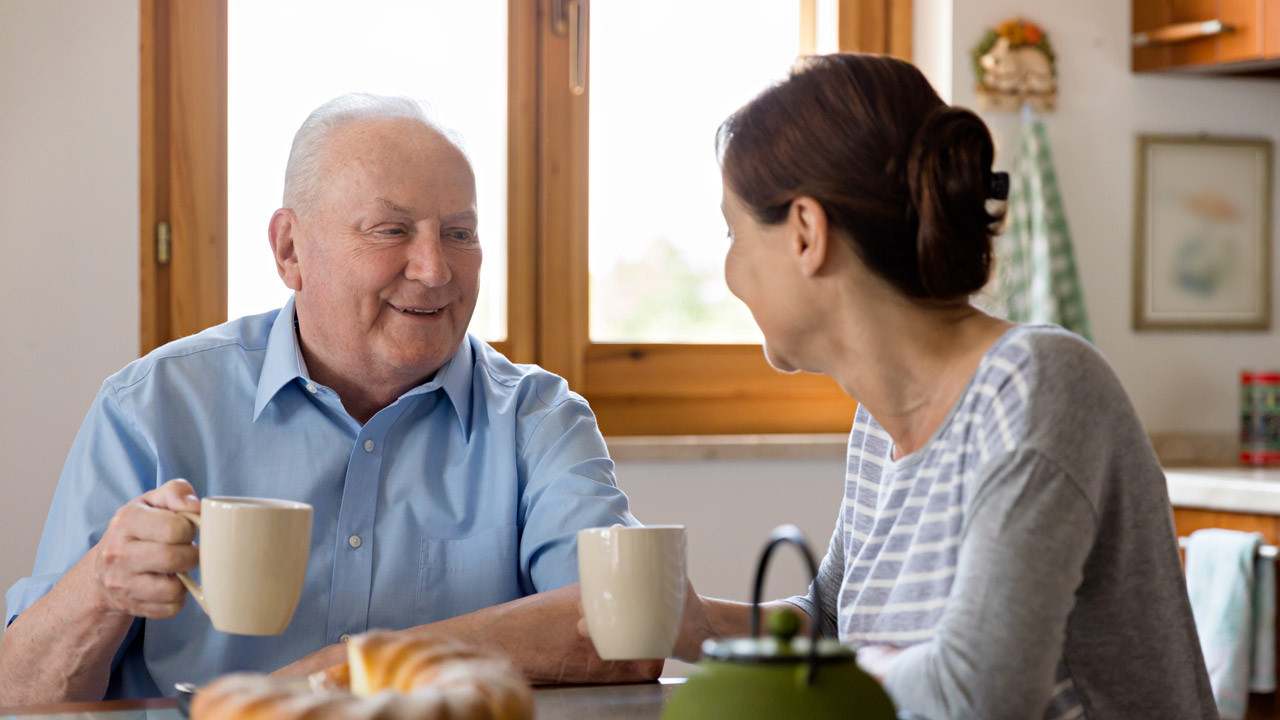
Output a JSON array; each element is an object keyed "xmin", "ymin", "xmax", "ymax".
[{"xmin": 191, "ymin": 631, "xmax": 533, "ymax": 720}]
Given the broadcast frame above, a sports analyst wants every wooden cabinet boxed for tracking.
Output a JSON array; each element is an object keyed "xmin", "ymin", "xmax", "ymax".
[
  {"xmin": 1174, "ymin": 507, "xmax": 1280, "ymax": 720},
  {"xmin": 1269, "ymin": 0, "xmax": 1280, "ymax": 55},
  {"xmin": 1133, "ymin": 0, "xmax": 1280, "ymax": 74},
  {"xmin": 1175, "ymin": 506, "xmax": 1280, "ymax": 541}
]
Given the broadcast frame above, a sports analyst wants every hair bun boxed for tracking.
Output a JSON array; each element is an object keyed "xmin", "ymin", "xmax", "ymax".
[
  {"xmin": 907, "ymin": 107, "xmax": 1003, "ymax": 299},
  {"xmin": 717, "ymin": 54, "xmax": 1004, "ymax": 302}
]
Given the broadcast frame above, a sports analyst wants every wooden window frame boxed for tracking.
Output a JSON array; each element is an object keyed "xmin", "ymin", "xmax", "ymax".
[{"xmin": 140, "ymin": 0, "xmax": 909, "ymax": 436}]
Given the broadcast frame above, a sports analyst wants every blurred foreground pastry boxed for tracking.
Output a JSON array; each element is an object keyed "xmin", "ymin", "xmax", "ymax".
[{"xmin": 192, "ymin": 631, "xmax": 534, "ymax": 720}]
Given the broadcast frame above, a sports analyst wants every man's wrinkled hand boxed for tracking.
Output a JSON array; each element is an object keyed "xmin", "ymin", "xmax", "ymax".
[
  {"xmin": 90, "ymin": 478, "xmax": 201, "ymax": 619},
  {"xmin": 271, "ymin": 642, "xmax": 347, "ymax": 680}
]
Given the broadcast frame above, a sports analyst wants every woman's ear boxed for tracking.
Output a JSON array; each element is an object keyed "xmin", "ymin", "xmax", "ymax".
[
  {"xmin": 789, "ymin": 196, "xmax": 830, "ymax": 278},
  {"xmin": 268, "ymin": 208, "xmax": 303, "ymax": 291}
]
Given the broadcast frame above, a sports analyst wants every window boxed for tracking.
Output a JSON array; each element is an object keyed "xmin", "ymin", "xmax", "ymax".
[
  {"xmin": 140, "ymin": 0, "xmax": 911, "ymax": 435},
  {"xmin": 226, "ymin": 1, "xmax": 509, "ymax": 342}
]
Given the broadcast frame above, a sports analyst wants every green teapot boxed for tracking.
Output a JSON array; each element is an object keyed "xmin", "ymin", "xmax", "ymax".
[{"xmin": 662, "ymin": 524, "xmax": 901, "ymax": 720}]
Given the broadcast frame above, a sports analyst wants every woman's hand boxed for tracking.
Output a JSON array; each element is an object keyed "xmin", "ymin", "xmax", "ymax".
[
  {"xmin": 856, "ymin": 644, "xmax": 903, "ymax": 682},
  {"xmin": 671, "ymin": 579, "xmax": 716, "ymax": 662}
]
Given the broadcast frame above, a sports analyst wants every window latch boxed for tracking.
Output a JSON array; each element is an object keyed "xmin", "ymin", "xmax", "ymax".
[
  {"xmin": 157, "ymin": 220, "xmax": 171, "ymax": 265},
  {"xmin": 551, "ymin": 0, "xmax": 587, "ymax": 96}
]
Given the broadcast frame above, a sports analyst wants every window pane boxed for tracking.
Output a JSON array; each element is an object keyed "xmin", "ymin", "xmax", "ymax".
[
  {"xmin": 588, "ymin": 1, "xmax": 801, "ymax": 343},
  {"xmin": 228, "ymin": 0, "xmax": 507, "ymax": 341}
]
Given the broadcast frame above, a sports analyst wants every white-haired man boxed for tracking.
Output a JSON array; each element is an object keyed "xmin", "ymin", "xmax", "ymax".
[{"xmin": 0, "ymin": 94, "xmax": 654, "ymax": 704}]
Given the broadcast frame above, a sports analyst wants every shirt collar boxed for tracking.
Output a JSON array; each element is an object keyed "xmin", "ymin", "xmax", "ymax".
[
  {"xmin": 253, "ymin": 296, "xmax": 310, "ymax": 421},
  {"xmin": 397, "ymin": 332, "xmax": 474, "ymax": 439},
  {"xmin": 253, "ymin": 296, "xmax": 475, "ymax": 437}
]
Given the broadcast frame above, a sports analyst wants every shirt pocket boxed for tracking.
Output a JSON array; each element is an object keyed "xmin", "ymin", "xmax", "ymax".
[{"xmin": 417, "ymin": 525, "xmax": 522, "ymax": 621}]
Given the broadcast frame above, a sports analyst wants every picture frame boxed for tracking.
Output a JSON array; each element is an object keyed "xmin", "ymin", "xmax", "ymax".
[{"xmin": 1133, "ymin": 134, "xmax": 1273, "ymax": 331}]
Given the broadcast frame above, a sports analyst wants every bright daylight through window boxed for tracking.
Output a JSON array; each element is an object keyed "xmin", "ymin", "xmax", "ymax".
[
  {"xmin": 227, "ymin": 0, "xmax": 508, "ymax": 341},
  {"xmin": 588, "ymin": 0, "xmax": 820, "ymax": 343}
]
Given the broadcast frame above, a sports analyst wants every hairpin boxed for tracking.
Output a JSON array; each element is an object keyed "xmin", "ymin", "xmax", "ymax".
[{"xmin": 985, "ymin": 171, "xmax": 1010, "ymax": 201}]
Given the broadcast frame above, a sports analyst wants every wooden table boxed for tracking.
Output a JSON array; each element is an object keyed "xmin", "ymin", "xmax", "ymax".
[{"xmin": 0, "ymin": 680, "xmax": 681, "ymax": 719}]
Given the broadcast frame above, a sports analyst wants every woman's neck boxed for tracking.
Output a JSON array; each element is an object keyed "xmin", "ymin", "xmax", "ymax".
[{"xmin": 816, "ymin": 290, "xmax": 1012, "ymax": 460}]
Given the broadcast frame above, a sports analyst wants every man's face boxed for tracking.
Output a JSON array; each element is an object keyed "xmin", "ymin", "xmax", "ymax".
[{"xmin": 287, "ymin": 117, "xmax": 481, "ymax": 388}]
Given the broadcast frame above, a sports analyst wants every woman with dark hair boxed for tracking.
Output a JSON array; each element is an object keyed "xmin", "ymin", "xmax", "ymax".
[{"xmin": 665, "ymin": 54, "xmax": 1215, "ymax": 719}]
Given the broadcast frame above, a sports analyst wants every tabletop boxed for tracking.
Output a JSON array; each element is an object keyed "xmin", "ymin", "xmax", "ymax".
[{"xmin": 0, "ymin": 680, "xmax": 682, "ymax": 720}]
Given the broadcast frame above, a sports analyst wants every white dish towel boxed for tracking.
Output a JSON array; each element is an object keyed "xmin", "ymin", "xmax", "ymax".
[{"xmin": 1185, "ymin": 528, "xmax": 1277, "ymax": 719}]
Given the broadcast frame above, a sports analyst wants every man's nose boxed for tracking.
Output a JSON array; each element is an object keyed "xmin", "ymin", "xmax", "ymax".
[{"xmin": 404, "ymin": 234, "xmax": 453, "ymax": 286}]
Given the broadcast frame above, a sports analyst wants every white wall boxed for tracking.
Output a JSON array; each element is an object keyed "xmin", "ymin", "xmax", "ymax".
[
  {"xmin": 913, "ymin": 0, "xmax": 953, "ymax": 101},
  {"xmin": 619, "ymin": 458, "xmax": 845, "ymax": 602},
  {"xmin": 950, "ymin": 0, "xmax": 1280, "ymax": 435},
  {"xmin": 0, "ymin": 0, "xmax": 140, "ymax": 604}
]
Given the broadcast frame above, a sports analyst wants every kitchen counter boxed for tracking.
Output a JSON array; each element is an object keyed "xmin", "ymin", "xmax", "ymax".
[
  {"xmin": 1166, "ymin": 467, "xmax": 1280, "ymax": 515},
  {"xmin": 0, "ymin": 681, "xmax": 682, "ymax": 719}
]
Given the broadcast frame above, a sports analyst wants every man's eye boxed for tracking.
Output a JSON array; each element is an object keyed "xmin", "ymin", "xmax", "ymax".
[
  {"xmin": 448, "ymin": 230, "xmax": 476, "ymax": 242},
  {"xmin": 377, "ymin": 227, "xmax": 406, "ymax": 236}
]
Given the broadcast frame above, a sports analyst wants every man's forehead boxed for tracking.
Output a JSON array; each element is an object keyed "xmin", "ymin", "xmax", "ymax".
[
  {"xmin": 312, "ymin": 117, "xmax": 475, "ymax": 210},
  {"xmin": 372, "ymin": 196, "xmax": 477, "ymax": 224}
]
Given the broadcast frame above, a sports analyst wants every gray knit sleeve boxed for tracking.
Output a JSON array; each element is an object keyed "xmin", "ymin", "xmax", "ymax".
[
  {"xmin": 883, "ymin": 449, "xmax": 1098, "ymax": 720},
  {"xmin": 781, "ymin": 511, "xmax": 843, "ymax": 638}
]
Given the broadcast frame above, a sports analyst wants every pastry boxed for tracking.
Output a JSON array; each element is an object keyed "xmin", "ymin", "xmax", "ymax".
[{"xmin": 191, "ymin": 631, "xmax": 533, "ymax": 720}]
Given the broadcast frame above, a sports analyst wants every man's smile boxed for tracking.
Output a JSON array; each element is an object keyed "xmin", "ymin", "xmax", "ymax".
[{"xmin": 389, "ymin": 302, "xmax": 446, "ymax": 316}]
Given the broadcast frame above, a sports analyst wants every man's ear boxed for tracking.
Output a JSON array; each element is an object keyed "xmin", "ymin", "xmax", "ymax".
[
  {"xmin": 268, "ymin": 208, "xmax": 302, "ymax": 292},
  {"xmin": 789, "ymin": 196, "xmax": 830, "ymax": 278}
]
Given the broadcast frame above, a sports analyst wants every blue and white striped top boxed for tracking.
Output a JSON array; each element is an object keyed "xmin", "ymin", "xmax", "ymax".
[{"xmin": 788, "ymin": 325, "xmax": 1216, "ymax": 720}]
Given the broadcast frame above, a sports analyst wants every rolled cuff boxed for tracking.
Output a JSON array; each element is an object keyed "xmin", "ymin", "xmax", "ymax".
[{"xmin": 4, "ymin": 573, "xmax": 60, "ymax": 628}]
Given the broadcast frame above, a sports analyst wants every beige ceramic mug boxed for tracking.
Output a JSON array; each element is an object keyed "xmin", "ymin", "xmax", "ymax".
[
  {"xmin": 578, "ymin": 525, "xmax": 687, "ymax": 660},
  {"xmin": 176, "ymin": 497, "xmax": 312, "ymax": 636}
]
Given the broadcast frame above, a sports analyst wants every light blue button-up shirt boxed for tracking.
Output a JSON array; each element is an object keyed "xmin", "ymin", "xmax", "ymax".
[{"xmin": 4, "ymin": 297, "xmax": 636, "ymax": 699}]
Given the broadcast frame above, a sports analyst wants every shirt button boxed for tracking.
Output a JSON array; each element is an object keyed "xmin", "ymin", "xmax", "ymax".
[
  {"xmin": 363, "ymin": 439, "xmax": 374, "ymax": 452},
  {"xmin": 340, "ymin": 634, "xmax": 351, "ymax": 643},
  {"xmin": 305, "ymin": 383, "xmax": 317, "ymax": 394},
  {"xmin": 349, "ymin": 534, "xmax": 362, "ymax": 548}
]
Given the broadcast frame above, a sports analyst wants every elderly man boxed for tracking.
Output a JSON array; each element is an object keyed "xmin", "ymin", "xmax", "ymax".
[{"xmin": 0, "ymin": 94, "xmax": 653, "ymax": 704}]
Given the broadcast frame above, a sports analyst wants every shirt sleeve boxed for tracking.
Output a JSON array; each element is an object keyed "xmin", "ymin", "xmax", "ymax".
[
  {"xmin": 515, "ymin": 396, "xmax": 637, "ymax": 594},
  {"xmin": 5, "ymin": 379, "xmax": 155, "ymax": 628},
  {"xmin": 882, "ymin": 448, "xmax": 1098, "ymax": 720},
  {"xmin": 782, "ymin": 510, "xmax": 844, "ymax": 638}
]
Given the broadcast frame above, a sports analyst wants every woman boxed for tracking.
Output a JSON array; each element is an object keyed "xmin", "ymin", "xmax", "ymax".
[{"xmin": 666, "ymin": 54, "xmax": 1215, "ymax": 719}]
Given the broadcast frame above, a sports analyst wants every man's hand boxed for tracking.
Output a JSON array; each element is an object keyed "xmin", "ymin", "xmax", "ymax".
[
  {"xmin": 463, "ymin": 583, "xmax": 662, "ymax": 685},
  {"xmin": 0, "ymin": 479, "xmax": 202, "ymax": 705},
  {"xmin": 271, "ymin": 642, "xmax": 346, "ymax": 680},
  {"xmin": 580, "ymin": 577, "xmax": 712, "ymax": 664},
  {"xmin": 89, "ymin": 479, "xmax": 201, "ymax": 619},
  {"xmin": 275, "ymin": 585, "xmax": 660, "ymax": 687}
]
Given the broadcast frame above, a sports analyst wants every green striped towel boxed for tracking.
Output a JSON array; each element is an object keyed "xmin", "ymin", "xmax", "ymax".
[{"xmin": 988, "ymin": 111, "xmax": 1092, "ymax": 341}]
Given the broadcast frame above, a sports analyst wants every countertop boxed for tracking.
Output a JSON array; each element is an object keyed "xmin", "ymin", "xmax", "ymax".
[
  {"xmin": 1166, "ymin": 467, "xmax": 1280, "ymax": 515},
  {"xmin": 0, "ymin": 681, "xmax": 681, "ymax": 719}
]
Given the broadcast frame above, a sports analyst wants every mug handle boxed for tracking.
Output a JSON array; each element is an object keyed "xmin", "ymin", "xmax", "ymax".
[{"xmin": 175, "ymin": 512, "xmax": 209, "ymax": 615}]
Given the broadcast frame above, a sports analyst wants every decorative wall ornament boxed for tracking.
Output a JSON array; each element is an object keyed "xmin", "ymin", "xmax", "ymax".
[{"xmin": 971, "ymin": 18, "xmax": 1057, "ymax": 112}]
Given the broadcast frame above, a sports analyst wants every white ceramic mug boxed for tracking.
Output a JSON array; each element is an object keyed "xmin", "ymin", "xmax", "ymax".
[
  {"xmin": 176, "ymin": 497, "xmax": 313, "ymax": 636},
  {"xmin": 578, "ymin": 525, "xmax": 687, "ymax": 660}
]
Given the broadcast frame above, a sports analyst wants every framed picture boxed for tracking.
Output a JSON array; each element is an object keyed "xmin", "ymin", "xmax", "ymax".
[{"xmin": 1133, "ymin": 135, "xmax": 1273, "ymax": 330}]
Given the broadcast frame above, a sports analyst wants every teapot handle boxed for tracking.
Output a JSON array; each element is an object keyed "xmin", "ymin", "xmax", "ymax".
[{"xmin": 748, "ymin": 524, "xmax": 823, "ymax": 684}]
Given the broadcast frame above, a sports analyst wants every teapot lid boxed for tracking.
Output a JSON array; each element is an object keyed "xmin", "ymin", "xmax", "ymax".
[{"xmin": 702, "ymin": 607, "xmax": 855, "ymax": 665}]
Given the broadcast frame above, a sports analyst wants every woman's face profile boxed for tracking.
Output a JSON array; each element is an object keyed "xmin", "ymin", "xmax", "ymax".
[{"xmin": 720, "ymin": 180, "xmax": 803, "ymax": 374}]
